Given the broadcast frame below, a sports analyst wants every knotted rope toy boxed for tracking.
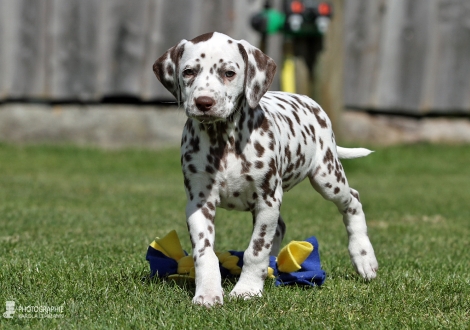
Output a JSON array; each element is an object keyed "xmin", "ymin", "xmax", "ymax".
[{"xmin": 146, "ymin": 230, "xmax": 326, "ymax": 287}]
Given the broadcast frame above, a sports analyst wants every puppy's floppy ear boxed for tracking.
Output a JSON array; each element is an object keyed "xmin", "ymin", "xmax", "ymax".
[
  {"xmin": 153, "ymin": 39, "xmax": 187, "ymax": 100},
  {"xmin": 237, "ymin": 40, "xmax": 277, "ymax": 109}
]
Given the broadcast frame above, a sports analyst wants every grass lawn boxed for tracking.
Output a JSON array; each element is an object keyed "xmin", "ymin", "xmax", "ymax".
[{"xmin": 0, "ymin": 143, "xmax": 469, "ymax": 329}]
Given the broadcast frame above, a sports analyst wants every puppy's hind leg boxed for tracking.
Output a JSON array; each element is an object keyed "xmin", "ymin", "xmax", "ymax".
[{"xmin": 308, "ymin": 161, "xmax": 378, "ymax": 280}]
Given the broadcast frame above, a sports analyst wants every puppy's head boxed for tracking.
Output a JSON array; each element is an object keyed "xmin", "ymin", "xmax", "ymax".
[{"xmin": 153, "ymin": 32, "xmax": 276, "ymax": 123}]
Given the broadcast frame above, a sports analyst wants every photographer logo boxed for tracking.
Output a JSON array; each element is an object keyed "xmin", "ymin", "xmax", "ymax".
[
  {"xmin": 3, "ymin": 301, "xmax": 15, "ymax": 318},
  {"xmin": 3, "ymin": 301, "xmax": 64, "ymax": 319}
]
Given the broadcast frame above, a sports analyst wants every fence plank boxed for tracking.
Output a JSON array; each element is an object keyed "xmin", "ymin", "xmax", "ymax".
[
  {"xmin": 98, "ymin": 0, "xmax": 150, "ymax": 98},
  {"xmin": 1, "ymin": 0, "xmax": 49, "ymax": 99},
  {"xmin": 345, "ymin": 0, "xmax": 470, "ymax": 114},
  {"xmin": 49, "ymin": 0, "xmax": 101, "ymax": 100},
  {"xmin": 344, "ymin": 0, "xmax": 384, "ymax": 109},
  {"xmin": 396, "ymin": 0, "xmax": 431, "ymax": 112},
  {"xmin": 431, "ymin": 0, "xmax": 470, "ymax": 112}
]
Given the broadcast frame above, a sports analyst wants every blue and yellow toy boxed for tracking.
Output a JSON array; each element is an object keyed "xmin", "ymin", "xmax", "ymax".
[{"xmin": 146, "ymin": 230, "xmax": 326, "ymax": 287}]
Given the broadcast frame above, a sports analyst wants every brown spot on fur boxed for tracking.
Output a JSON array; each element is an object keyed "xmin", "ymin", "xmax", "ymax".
[
  {"xmin": 252, "ymin": 49, "xmax": 268, "ymax": 71},
  {"xmin": 188, "ymin": 164, "xmax": 197, "ymax": 173},
  {"xmin": 351, "ymin": 190, "xmax": 360, "ymax": 201},
  {"xmin": 201, "ymin": 207, "xmax": 214, "ymax": 222},
  {"xmin": 323, "ymin": 148, "xmax": 334, "ymax": 164},
  {"xmin": 285, "ymin": 116, "xmax": 295, "ymax": 137},
  {"xmin": 348, "ymin": 208, "xmax": 357, "ymax": 215},
  {"xmin": 248, "ymin": 63, "xmax": 256, "ymax": 81},
  {"xmin": 205, "ymin": 165, "xmax": 215, "ymax": 174},
  {"xmin": 260, "ymin": 117, "xmax": 270, "ymax": 132},
  {"xmin": 189, "ymin": 136, "xmax": 200, "ymax": 153},
  {"xmin": 251, "ymin": 83, "xmax": 261, "ymax": 104},
  {"xmin": 190, "ymin": 32, "xmax": 214, "ymax": 44},
  {"xmin": 207, "ymin": 202, "xmax": 215, "ymax": 210},
  {"xmin": 253, "ymin": 238, "xmax": 265, "ymax": 256},
  {"xmin": 292, "ymin": 111, "xmax": 301, "ymax": 125},
  {"xmin": 254, "ymin": 141, "xmax": 265, "ymax": 158},
  {"xmin": 311, "ymin": 106, "xmax": 328, "ymax": 128},
  {"xmin": 308, "ymin": 124, "xmax": 316, "ymax": 136},
  {"xmin": 255, "ymin": 161, "xmax": 264, "ymax": 169},
  {"xmin": 166, "ymin": 64, "xmax": 173, "ymax": 76}
]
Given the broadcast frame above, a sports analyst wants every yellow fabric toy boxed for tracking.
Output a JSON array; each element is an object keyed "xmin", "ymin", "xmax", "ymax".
[{"xmin": 146, "ymin": 230, "xmax": 326, "ymax": 287}]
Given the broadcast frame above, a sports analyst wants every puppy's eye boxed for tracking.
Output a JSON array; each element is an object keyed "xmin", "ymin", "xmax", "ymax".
[
  {"xmin": 183, "ymin": 69, "xmax": 195, "ymax": 77},
  {"xmin": 225, "ymin": 71, "xmax": 236, "ymax": 78}
]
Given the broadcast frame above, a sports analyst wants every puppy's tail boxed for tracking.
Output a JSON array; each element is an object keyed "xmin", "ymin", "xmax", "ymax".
[{"xmin": 336, "ymin": 146, "xmax": 373, "ymax": 160}]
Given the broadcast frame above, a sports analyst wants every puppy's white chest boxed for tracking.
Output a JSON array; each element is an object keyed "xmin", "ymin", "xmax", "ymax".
[{"xmin": 216, "ymin": 154, "xmax": 254, "ymax": 211}]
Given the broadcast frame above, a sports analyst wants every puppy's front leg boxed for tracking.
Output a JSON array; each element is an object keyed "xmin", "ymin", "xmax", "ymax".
[
  {"xmin": 230, "ymin": 206, "xmax": 280, "ymax": 298},
  {"xmin": 186, "ymin": 202, "xmax": 223, "ymax": 306}
]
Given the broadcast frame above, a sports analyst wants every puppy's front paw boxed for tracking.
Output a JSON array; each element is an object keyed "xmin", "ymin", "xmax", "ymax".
[
  {"xmin": 192, "ymin": 289, "xmax": 224, "ymax": 306},
  {"xmin": 349, "ymin": 238, "xmax": 378, "ymax": 280},
  {"xmin": 229, "ymin": 282, "xmax": 263, "ymax": 300}
]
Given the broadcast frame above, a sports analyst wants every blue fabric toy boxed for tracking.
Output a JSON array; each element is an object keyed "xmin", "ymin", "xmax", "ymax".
[{"xmin": 146, "ymin": 230, "xmax": 326, "ymax": 287}]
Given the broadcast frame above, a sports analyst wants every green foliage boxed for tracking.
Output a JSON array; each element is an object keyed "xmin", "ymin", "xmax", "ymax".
[{"xmin": 0, "ymin": 143, "xmax": 468, "ymax": 329}]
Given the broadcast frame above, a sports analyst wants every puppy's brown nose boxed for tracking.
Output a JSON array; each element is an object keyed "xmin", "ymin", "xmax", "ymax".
[{"xmin": 195, "ymin": 96, "xmax": 215, "ymax": 112}]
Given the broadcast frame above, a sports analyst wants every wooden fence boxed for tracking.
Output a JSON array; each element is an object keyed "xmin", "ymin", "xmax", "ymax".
[
  {"xmin": 344, "ymin": 0, "xmax": 470, "ymax": 114},
  {"xmin": 1, "ymin": 0, "xmax": 469, "ymax": 115}
]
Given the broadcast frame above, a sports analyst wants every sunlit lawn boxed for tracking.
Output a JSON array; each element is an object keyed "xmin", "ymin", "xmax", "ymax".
[{"xmin": 0, "ymin": 143, "xmax": 468, "ymax": 329}]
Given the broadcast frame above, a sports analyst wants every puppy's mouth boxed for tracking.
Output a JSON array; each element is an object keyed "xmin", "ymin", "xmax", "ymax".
[
  {"xmin": 187, "ymin": 106, "xmax": 227, "ymax": 123},
  {"xmin": 190, "ymin": 114, "xmax": 225, "ymax": 123}
]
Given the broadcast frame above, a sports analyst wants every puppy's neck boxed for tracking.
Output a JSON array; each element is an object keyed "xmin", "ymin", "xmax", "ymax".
[
  {"xmin": 193, "ymin": 101, "xmax": 254, "ymax": 156},
  {"xmin": 196, "ymin": 96, "xmax": 249, "ymax": 134}
]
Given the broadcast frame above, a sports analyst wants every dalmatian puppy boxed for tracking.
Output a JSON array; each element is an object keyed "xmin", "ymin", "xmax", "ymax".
[{"xmin": 153, "ymin": 32, "xmax": 378, "ymax": 306}]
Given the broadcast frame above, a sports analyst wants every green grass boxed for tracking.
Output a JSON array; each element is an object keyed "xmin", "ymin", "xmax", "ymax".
[{"xmin": 0, "ymin": 143, "xmax": 469, "ymax": 329}]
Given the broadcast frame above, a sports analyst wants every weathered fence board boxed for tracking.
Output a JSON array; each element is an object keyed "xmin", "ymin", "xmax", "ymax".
[
  {"xmin": 345, "ymin": 0, "xmax": 470, "ymax": 114},
  {"xmin": 0, "ymin": 0, "xmax": 262, "ymax": 102},
  {"xmin": 0, "ymin": 0, "xmax": 50, "ymax": 99},
  {"xmin": 50, "ymin": 0, "xmax": 101, "ymax": 100}
]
